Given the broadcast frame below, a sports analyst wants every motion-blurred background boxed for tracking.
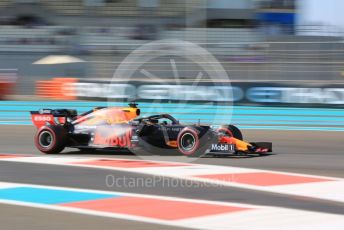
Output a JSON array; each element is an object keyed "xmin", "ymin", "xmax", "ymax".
[{"xmin": 0, "ymin": 0, "xmax": 344, "ymax": 109}]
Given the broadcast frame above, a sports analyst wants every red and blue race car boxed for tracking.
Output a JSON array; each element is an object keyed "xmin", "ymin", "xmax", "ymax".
[{"xmin": 31, "ymin": 103, "xmax": 272, "ymax": 157}]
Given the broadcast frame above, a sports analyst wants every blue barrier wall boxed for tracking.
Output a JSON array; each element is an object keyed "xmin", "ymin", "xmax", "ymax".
[{"xmin": 1, "ymin": 101, "xmax": 344, "ymax": 131}]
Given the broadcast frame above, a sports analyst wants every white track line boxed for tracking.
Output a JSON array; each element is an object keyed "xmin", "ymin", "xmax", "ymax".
[
  {"xmin": 0, "ymin": 182, "xmax": 343, "ymax": 230},
  {"xmin": 1, "ymin": 155, "xmax": 344, "ymax": 203}
]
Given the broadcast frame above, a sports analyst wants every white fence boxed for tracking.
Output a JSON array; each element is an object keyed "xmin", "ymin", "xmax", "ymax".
[{"xmin": 0, "ymin": 26, "xmax": 264, "ymax": 56}]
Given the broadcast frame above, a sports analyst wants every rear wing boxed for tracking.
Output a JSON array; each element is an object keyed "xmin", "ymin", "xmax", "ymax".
[{"xmin": 30, "ymin": 109, "xmax": 77, "ymax": 129}]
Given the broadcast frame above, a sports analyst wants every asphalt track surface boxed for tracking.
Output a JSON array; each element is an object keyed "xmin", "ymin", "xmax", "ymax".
[
  {"xmin": 0, "ymin": 125, "xmax": 343, "ymax": 229},
  {"xmin": 1, "ymin": 125, "xmax": 343, "ymax": 177}
]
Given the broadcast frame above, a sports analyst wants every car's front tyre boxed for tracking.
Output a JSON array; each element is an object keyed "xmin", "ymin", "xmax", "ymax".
[
  {"xmin": 217, "ymin": 125, "xmax": 243, "ymax": 140},
  {"xmin": 177, "ymin": 126, "xmax": 215, "ymax": 158}
]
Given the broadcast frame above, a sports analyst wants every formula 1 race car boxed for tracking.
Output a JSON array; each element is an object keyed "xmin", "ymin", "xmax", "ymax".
[{"xmin": 30, "ymin": 103, "xmax": 272, "ymax": 157}]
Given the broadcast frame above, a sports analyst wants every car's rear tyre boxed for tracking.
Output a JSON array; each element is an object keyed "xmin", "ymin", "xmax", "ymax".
[
  {"xmin": 35, "ymin": 125, "xmax": 67, "ymax": 154},
  {"xmin": 177, "ymin": 127, "xmax": 215, "ymax": 158},
  {"xmin": 218, "ymin": 125, "xmax": 243, "ymax": 140}
]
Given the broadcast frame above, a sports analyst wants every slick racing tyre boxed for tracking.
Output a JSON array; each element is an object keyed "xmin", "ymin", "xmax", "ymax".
[
  {"xmin": 177, "ymin": 126, "xmax": 215, "ymax": 158},
  {"xmin": 35, "ymin": 125, "xmax": 67, "ymax": 154},
  {"xmin": 217, "ymin": 125, "xmax": 243, "ymax": 140}
]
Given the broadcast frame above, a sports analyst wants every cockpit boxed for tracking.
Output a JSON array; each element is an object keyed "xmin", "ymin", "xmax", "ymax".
[{"xmin": 132, "ymin": 114, "xmax": 179, "ymax": 126}]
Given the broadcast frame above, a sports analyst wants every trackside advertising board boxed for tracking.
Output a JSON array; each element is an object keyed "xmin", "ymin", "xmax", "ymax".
[{"xmin": 43, "ymin": 79, "xmax": 344, "ymax": 108}]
